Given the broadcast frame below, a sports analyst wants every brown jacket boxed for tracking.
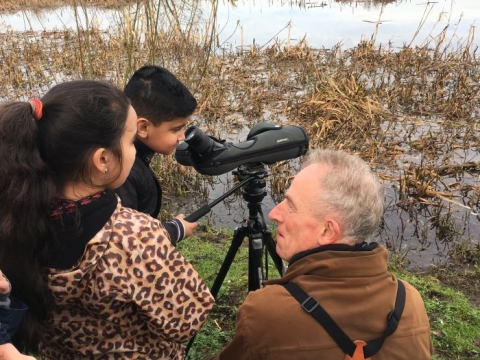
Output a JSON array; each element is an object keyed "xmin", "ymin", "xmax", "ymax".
[{"xmin": 211, "ymin": 244, "xmax": 432, "ymax": 360}]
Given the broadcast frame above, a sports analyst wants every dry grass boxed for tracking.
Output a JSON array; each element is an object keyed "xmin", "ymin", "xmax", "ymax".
[
  {"xmin": 0, "ymin": 0, "xmax": 135, "ymax": 13},
  {"xmin": 0, "ymin": 0, "xmax": 478, "ymax": 265}
]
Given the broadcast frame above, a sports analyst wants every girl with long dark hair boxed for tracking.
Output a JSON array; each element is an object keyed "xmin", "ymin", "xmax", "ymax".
[{"xmin": 0, "ymin": 80, "xmax": 214, "ymax": 359}]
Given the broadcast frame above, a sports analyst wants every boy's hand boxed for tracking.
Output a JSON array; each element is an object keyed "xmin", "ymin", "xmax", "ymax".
[
  {"xmin": 175, "ymin": 214, "xmax": 198, "ymax": 238},
  {"xmin": 0, "ymin": 343, "xmax": 36, "ymax": 360},
  {"xmin": 0, "ymin": 271, "xmax": 10, "ymax": 295}
]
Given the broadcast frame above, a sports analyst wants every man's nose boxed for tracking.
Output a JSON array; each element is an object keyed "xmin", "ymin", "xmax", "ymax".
[{"xmin": 269, "ymin": 204, "xmax": 280, "ymax": 221}]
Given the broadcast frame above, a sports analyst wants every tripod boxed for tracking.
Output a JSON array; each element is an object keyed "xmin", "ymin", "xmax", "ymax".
[
  {"xmin": 184, "ymin": 163, "xmax": 285, "ymax": 356},
  {"xmin": 210, "ymin": 163, "xmax": 285, "ymax": 296}
]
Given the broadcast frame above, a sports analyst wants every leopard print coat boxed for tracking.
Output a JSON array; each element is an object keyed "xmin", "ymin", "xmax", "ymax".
[{"xmin": 40, "ymin": 200, "xmax": 215, "ymax": 359}]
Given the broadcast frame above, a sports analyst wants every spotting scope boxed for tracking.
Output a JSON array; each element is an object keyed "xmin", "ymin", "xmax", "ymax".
[{"xmin": 175, "ymin": 122, "xmax": 309, "ymax": 176}]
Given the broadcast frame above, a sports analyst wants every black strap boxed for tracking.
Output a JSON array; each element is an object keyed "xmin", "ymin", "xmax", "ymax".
[
  {"xmin": 363, "ymin": 280, "xmax": 405, "ymax": 357},
  {"xmin": 283, "ymin": 280, "xmax": 405, "ymax": 358}
]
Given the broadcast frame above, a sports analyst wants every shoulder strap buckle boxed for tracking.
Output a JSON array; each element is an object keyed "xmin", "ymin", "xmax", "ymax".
[
  {"xmin": 301, "ymin": 296, "xmax": 319, "ymax": 313},
  {"xmin": 344, "ymin": 340, "xmax": 371, "ymax": 360}
]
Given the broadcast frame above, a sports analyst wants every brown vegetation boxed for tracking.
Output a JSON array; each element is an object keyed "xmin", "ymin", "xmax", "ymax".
[
  {"xmin": 0, "ymin": 0, "xmax": 478, "ymax": 278},
  {"xmin": 0, "ymin": 0, "xmax": 400, "ymax": 13},
  {"xmin": 0, "ymin": 0, "xmax": 132, "ymax": 13}
]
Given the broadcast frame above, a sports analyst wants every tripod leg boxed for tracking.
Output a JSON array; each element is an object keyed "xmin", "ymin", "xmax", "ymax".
[
  {"xmin": 248, "ymin": 233, "xmax": 265, "ymax": 291},
  {"xmin": 210, "ymin": 226, "xmax": 248, "ymax": 299},
  {"xmin": 263, "ymin": 229, "xmax": 286, "ymax": 277}
]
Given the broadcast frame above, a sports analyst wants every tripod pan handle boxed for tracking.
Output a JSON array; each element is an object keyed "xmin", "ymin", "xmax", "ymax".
[{"xmin": 185, "ymin": 204, "xmax": 211, "ymax": 222}]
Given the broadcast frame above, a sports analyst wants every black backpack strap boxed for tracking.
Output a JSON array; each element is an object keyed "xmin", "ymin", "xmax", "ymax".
[
  {"xmin": 282, "ymin": 280, "xmax": 406, "ymax": 358},
  {"xmin": 363, "ymin": 280, "xmax": 405, "ymax": 357},
  {"xmin": 283, "ymin": 282, "xmax": 356, "ymax": 355}
]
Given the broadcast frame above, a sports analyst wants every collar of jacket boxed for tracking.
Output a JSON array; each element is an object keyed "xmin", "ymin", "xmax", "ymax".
[
  {"xmin": 289, "ymin": 241, "xmax": 379, "ymax": 266},
  {"xmin": 264, "ymin": 242, "xmax": 385, "ymax": 286},
  {"xmin": 48, "ymin": 191, "xmax": 118, "ymax": 269},
  {"xmin": 135, "ymin": 138, "xmax": 155, "ymax": 165}
]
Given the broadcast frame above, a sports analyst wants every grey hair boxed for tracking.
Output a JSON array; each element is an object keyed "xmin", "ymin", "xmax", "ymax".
[{"xmin": 302, "ymin": 149, "xmax": 384, "ymax": 243}]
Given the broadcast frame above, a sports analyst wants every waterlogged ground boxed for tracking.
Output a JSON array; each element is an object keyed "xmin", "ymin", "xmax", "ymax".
[{"xmin": 0, "ymin": 0, "xmax": 478, "ymax": 290}]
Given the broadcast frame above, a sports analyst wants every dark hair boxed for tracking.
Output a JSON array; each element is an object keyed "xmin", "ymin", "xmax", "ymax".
[
  {"xmin": 0, "ymin": 80, "xmax": 130, "ymax": 351},
  {"xmin": 124, "ymin": 65, "xmax": 197, "ymax": 125}
]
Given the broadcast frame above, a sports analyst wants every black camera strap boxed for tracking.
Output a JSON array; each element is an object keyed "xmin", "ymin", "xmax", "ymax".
[{"xmin": 282, "ymin": 280, "xmax": 405, "ymax": 359}]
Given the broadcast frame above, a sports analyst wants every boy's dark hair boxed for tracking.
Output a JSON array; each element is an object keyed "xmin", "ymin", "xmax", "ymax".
[{"xmin": 124, "ymin": 65, "xmax": 197, "ymax": 125}]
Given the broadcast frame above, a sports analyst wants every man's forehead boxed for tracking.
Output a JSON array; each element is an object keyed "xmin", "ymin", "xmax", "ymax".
[
  {"xmin": 293, "ymin": 164, "xmax": 317, "ymax": 183},
  {"xmin": 288, "ymin": 164, "xmax": 325, "ymax": 196}
]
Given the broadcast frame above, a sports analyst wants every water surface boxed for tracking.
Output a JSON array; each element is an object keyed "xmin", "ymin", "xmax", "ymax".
[
  {"xmin": 1, "ymin": 0, "xmax": 478, "ymax": 50},
  {"xmin": 211, "ymin": 0, "xmax": 479, "ymax": 49}
]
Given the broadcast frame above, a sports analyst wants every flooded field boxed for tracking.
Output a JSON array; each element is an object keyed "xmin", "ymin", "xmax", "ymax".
[
  {"xmin": 0, "ymin": 0, "xmax": 478, "ymax": 269},
  {"xmin": 1, "ymin": 0, "xmax": 478, "ymax": 49}
]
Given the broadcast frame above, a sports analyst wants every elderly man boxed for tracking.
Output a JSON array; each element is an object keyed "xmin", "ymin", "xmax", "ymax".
[{"xmin": 211, "ymin": 149, "xmax": 432, "ymax": 360}]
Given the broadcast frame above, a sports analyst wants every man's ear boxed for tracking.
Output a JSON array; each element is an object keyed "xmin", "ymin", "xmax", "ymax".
[
  {"xmin": 318, "ymin": 218, "xmax": 341, "ymax": 245},
  {"xmin": 92, "ymin": 147, "xmax": 109, "ymax": 174},
  {"xmin": 136, "ymin": 117, "xmax": 150, "ymax": 139}
]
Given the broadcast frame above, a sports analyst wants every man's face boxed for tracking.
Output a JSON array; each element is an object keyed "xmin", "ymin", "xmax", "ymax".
[
  {"xmin": 143, "ymin": 117, "xmax": 188, "ymax": 155},
  {"xmin": 268, "ymin": 164, "xmax": 328, "ymax": 262}
]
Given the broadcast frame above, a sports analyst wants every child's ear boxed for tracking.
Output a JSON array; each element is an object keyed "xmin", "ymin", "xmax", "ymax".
[
  {"xmin": 136, "ymin": 118, "xmax": 150, "ymax": 139},
  {"xmin": 92, "ymin": 147, "xmax": 109, "ymax": 174}
]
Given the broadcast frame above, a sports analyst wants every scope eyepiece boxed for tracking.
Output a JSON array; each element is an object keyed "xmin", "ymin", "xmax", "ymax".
[{"xmin": 184, "ymin": 126, "xmax": 221, "ymax": 154}]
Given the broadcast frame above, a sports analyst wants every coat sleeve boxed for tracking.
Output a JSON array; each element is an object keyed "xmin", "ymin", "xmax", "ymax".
[
  {"xmin": 0, "ymin": 297, "xmax": 28, "ymax": 343},
  {"xmin": 0, "ymin": 322, "xmax": 9, "ymax": 346},
  {"xmin": 122, "ymin": 217, "xmax": 215, "ymax": 342},
  {"xmin": 162, "ymin": 219, "xmax": 185, "ymax": 245}
]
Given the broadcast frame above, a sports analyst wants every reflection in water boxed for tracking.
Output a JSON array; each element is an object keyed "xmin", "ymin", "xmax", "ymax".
[{"xmin": 211, "ymin": 0, "xmax": 479, "ymax": 50}]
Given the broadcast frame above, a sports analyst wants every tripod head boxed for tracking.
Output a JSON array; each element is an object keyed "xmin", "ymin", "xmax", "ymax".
[
  {"xmin": 184, "ymin": 163, "xmax": 271, "ymax": 222},
  {"xmin": 233, "ymin": 163, "xmax": 268, "ymax": 205}
]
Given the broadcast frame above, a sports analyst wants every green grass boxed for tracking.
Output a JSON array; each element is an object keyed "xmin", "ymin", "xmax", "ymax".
[
  {"xmin": 177, "ymin": 229, "xmax": 249, "ymax": 359},
  {"xmin": 390, "ymin": 265, "xmax": 480, "ymax": 360},
  {"xmin": 180, "ymin": 230, "xmax": 480, "ymax": 360}
]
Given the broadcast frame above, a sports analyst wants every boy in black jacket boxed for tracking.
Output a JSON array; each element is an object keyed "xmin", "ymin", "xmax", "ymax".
[{"xmin": 116, "ymin": 65, "xmax": 197, "ymax": 245}]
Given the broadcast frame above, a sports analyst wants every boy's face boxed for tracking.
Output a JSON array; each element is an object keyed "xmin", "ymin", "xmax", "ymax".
[{"xmin": 140, "ymin": 117, "xmax": 188, "ymax": 155}]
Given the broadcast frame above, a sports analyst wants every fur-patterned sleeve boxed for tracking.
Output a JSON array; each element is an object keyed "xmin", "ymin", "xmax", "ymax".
[
  {"xmin": 118, "ymin": 210, "xmax": 214, "ymax": 341},
  {"xmin": 109, "ymin": 207, "xmax": 215, "ymax": 341}
]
